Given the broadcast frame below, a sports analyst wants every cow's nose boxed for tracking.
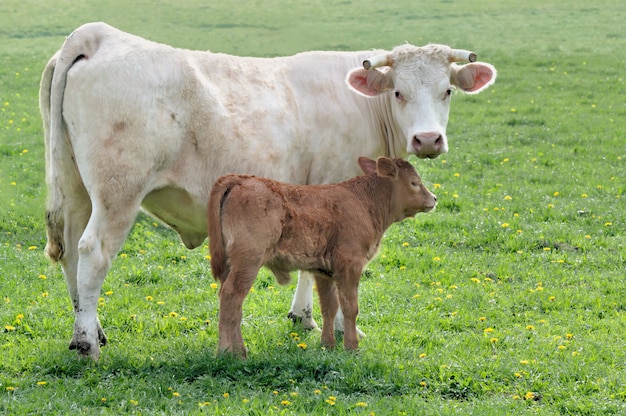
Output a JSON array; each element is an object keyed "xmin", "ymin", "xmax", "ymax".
[{"xmin": 413, "ymin": 132, "xmax": 443, "ymax": 157}]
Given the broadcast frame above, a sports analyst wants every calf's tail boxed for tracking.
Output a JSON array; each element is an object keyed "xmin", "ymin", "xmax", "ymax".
[{"xmin": 208, "ymin": 175, "xmax": 248, "ymax": 281}]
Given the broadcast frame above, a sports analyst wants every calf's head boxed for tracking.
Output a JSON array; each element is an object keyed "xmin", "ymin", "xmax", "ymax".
[
  {"xmin": 347, "ymin": 44, "xmax": 497, "ymax": 159},
  {"xmin": 358, "ymin": 156, "xmax": 437, "ymax": 221}
]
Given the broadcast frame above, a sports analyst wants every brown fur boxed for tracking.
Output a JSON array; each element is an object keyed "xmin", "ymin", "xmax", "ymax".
[{"xmin": 208, "ymin": 156, "xmax": 436, "ymax": 357}]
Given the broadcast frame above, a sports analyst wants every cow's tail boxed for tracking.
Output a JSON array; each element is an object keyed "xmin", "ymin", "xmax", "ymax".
[
  {"xmin": 208, "ymin": 175, "xmax": 248, "ymax": 281},
  {"xmin": 40, "ymin": 23, "xmax": 104, "ymax": 262}
]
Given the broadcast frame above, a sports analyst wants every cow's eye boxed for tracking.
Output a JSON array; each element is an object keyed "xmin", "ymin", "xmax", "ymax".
[
  {"xmin": 446, "ymin": 88, "xmax": 452, "ymax": 97},
  {"xmin": 395, "ymin": 90, "xmax": 404, "ymax": 101}
]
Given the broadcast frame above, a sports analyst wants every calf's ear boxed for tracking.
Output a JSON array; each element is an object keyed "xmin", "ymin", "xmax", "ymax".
[
  {"xmin": 346, "ymin": 68, "xmax": 394, "ymax": 97},
  {"xmin": 375, "ymin": 157, "xmax": 399, "ymax": 180},
  {"xmin": 358, "ymin": 156, "xmax": 377, "ymax": 175},
  {"xmin": 451, "ymin": 62, "xmax": 497, "ymax": 94}
]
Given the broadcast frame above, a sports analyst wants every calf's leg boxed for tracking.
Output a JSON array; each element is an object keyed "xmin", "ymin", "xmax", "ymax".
[
  {"xmin": 217, "ymin": 263, "xmax": 260, "ymax": 358},
  {"xmin": 313, "ymin": 275, "xmax": 339, "ymax": 349},
  {"xmin": 336, "ymin": 276, "xmax": 360, "ymax": 351}
]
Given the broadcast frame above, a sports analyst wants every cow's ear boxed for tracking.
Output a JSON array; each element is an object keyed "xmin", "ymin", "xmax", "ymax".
[
  {"xmin": 375, "ymin": 157, "xmax": 399, "ymax": 180},
  {"xmin": 346, "ymin": 68, "xmax": 394, "ymax": 97},
  {"xmin": 451, "ymin": 62, "xmax": 497, "ymax": 94},
  {"xmin": 358, "ymin": 156, "xmax": 377, "ymax": 175}
]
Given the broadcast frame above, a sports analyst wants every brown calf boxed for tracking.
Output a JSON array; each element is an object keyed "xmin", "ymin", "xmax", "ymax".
[{"xmin": 208, "ymin": 156, "xmax": 436, "ymax": 357}]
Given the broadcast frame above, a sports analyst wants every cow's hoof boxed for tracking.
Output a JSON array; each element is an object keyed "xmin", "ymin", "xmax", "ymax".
[
  {"xmin": 288, "ymin": 311, "xmax": 320, "ymax": 331},
  {"xmin": 69, "ymin": 340, "xmax": 101, "ymax": 360}
]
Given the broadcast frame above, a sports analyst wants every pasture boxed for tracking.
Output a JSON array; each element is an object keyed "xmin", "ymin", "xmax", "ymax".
[{"xmin": 0, "ymin": 0, "xmax": 624, "ymax": 414}]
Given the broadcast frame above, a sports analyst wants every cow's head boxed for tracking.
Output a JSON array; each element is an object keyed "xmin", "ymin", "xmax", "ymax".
[{"xmin": 346, "ymin": 44, "xmax": 496, "ymax": 159}]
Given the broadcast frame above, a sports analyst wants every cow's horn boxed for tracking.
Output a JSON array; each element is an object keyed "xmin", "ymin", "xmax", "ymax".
[
  {"xmin": 363, "ymin": 53, "xmax": 392, "ymax": 70},
  {"xmin": 449, "ymin": 49, "xmax": 477, "ymax": 63}
]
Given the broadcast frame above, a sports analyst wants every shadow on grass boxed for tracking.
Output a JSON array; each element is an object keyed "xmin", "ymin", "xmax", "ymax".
[{"xmin": 40, "ymin": 339, "xmax": 416, "ymax": 397}]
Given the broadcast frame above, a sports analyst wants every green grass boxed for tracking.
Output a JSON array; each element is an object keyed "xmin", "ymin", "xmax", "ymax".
[{"xmin": 1, "ymin": 0, "xmax": 624, "ymax": 414}]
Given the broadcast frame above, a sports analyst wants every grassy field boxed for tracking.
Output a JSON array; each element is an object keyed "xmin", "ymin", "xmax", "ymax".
[{"xmin": 1, "ymin": 0, "xmax": 624, "ymax": 414}]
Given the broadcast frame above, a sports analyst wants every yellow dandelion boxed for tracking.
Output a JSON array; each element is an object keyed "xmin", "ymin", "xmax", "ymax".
[
  {"xmin": 210, "ymin": 283, "xmax": 219, "ymax": 289},
  {"xmin": 490, "ymin": 337, "xmax": 499, "ymax": 343},
  {"xmin": 604, "ymin": 222, "xmax": 612, "ymax": 227},
  {"xmin": 419, "ymin": 353, "xmax": 427, "ymax": 358},
  {"xmin": 454, "ymin": 172, "xmax": 460, "ymax": 177},
  {"xmin": 313, "ymin": 389, "xmax": 322, "ymax": 395},
  {"xmin": 520, "ymin": 360, "xmax": 529, "ymax": 365},
  {"xmin": 479, "ymin": 317, "xmax": 486, "ymax": 322},
  {"xmin": 484, "ymin": 327, "xmax": 494, "ymax": 333},
  {"xmin": 297, "ymin": 342, "xmax": 307, "ymax": 350},
  {"xmin": 524, "ymin": 392, "xmax": 539, "ymax": 401},
  {"xmin": 553, "ymin": 191, "xmax": 559, "ymax": 197},
  {"xmin": 420, "ymin": 381, "xmax": 428, "ymax": 387},
  {"xmin": 504, "ymin": 195, "xmax": 512, "ymax": 201},
  {"xmin": 204, "ymin": 255, "xmax": 211, "ymax": 260},
  {"xmin": 402, "ymin": 242, "xmax": 409, "ymax": 247},
  {"xmin": 558, "ymin": 345, "xmax": 567, "ymax": 350},
  {"xmin": 501, "ymin": 223, "xmax": 510, "ymax": 228},
  {"xmin": 28, "ymin": 246, "xmax": 37, "ymax": 250},
  {"xmin": 433, "ymin": 183, "xmax": 441, "ymax": 188},
  {"xmin": 526, "ymin": 325, "xmax": 535, "ymax": 331},
  {"xmin": 581, "ymin": 193, "xmax": 588, "ymax": 198},
  {"xmin": 432, "ymin": 257, "xmax": 441, "ymax": 261},
  {"xmin": 566, "ymin": 333, "xmax": 573, "ymax": 339},
  {"xmin": 38, "ymin": 274, "xmax": 47, "ymax": 280},
  {"xmin": 355, "ymin": 401, "xmax": 368, "ymax": 407},
  {"xmin": 105, "ymin": 291, "xmax": 113, "ymax": 296},
  {"xmin": 37, "ymin": 381, "xmax": 47, "ymax": 386},
  {"xmin": 547, "ymin": 203, "xmax": 554, "ymax": 208},
  {"xmin": 223, "ymin": 392, "xmax": 230, "ymax": 398},
  {"xmin": 281, "ymin": 400, "xmax": 291, "ymax": 406},
  {"xmin": 6, "ymin": 387, "xmax": 15, "ymax": 392},
  {"xmin": 145, "ymin": 296, "xmax": 153, "ymax": 301},
  {"xmin": 172, "ymin": 392, "xmax": 180, "ymax": 397},
  {"xmin": 130, "ymin": 400, "xmax": 138, "ymax": 405}
]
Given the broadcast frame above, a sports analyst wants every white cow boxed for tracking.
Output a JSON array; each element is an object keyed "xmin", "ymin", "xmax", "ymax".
[{"xmin": 40, "ymin": 22, "xmax": 496, "ymax": 359}]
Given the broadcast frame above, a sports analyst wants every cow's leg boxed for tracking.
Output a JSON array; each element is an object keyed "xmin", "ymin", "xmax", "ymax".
[
  {"xmin": 71, "ymin": 199, "xmax": 141, "ymax": 360},
  {"xmin": 288, "ymin": 271, "xmax": 319, "ymax": 330},
  {"xmin": 58, "ymin": 198, "xmax": 103, "ymax": 351},
  {"xmin": 217, "ymin": 263, "xmax": 260, "ymax": 358},
  {"xmin": 313, "ymin": 275, "xmax": 338, "ymax": 349},
  {"xmin": 289, "ymin": 271, "xmax": 365, "ymax": 338}
]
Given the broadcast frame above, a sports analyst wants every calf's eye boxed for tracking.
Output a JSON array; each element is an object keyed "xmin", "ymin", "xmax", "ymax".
[{"xmin": 395, "ymin": 91, "xmax": 404, "ymax": 101}]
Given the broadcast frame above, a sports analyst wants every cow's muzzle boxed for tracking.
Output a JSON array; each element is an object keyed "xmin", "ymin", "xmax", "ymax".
[{"xmin": 412, "ymin": 132, "xmax": 446, "ymax": 159}]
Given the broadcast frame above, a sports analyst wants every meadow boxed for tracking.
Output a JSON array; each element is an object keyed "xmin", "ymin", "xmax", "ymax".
[{"xmin": 0, "ymin": 0, "xmax": 624, "ymax": 414}]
